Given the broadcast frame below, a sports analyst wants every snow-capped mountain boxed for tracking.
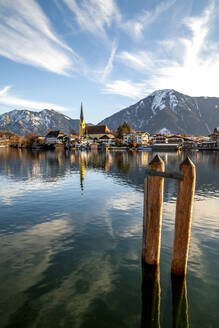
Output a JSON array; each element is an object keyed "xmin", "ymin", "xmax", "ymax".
[
  {"xmin": 99, "ymin": 89, "xmax": 219, "ymax": 135},
  {"xmin": 0, "ymin": 109, "xmax": 80, "ymax": 136}
]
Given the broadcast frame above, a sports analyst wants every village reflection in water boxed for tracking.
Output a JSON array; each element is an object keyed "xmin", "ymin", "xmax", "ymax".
[
  {"xmin": 0, "ymin": 148, "xmax": 219, "ymax": 327},
  {"xmin": 2, "ymin": 148, "xmax": 219, "ymax": 194}
]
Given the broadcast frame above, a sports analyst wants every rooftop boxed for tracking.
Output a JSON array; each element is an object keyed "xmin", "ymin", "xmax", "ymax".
[{"xmin": 85, "ymin": 125, "xmax": 111, "ymax": 134}]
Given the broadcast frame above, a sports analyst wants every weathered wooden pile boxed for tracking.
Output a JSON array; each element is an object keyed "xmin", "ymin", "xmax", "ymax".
[{"xmin": 141, "ymin": 154, "xmax": 195, "ymax": 327}]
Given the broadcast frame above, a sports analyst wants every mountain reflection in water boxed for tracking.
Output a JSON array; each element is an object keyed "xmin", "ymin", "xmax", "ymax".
[{"xmin": 0, "ymin": 148, "xmax": 219, "ymax": 327}]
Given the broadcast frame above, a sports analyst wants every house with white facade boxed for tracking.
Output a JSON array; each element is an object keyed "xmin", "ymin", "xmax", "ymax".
[
  {"xmin": 45, "ymin": 131, "xmax": 64, "ymax": 145},
  {"xmin": 98, "ymin": 134, "xmax": 116, "ymax": 145},
  {"xmin": 123, "ymin": 132, "xmax": 149, "ymax": 145}
]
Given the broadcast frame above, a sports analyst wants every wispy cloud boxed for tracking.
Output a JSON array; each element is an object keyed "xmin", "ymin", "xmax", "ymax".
[
  {"xmin": 103, "ymin": 80, "xmax": 148, "ymax": 99},
  {"xmin": 0, "ymin": 86, "xmax": 72, "ymax": 113},
  {"xmin": 0, "ymin": 86, "xmax": 11, "ymax": 97},
  {"xmin": 121, "ymin": 0, "xmax": 176, "ymax": 41},
  {"xmin": 77, "ymin": 39, "xmax": 118, "ymax": 84},
  {"xmin": 0, "ymin": 0, "xmax": 84, "ymax": 75},
  {"xmin": 181, "ymin": 3, "xmax": 214, "ymax": 68},
  {"xmin": 101, "ymin": 40, "xmax": 118, "ymax": 81},
  {"xmin": 61, "ymin": 0, "xmax": 121, "ymax": 40},
  {"xmin": 117, "ymin": 51, "xmax": 154, "ymax": 72},
  {"xmin": 105, "ymin": 2, "xmax": 219, "ymax": 98},
  {"xmin": 147, "ymin": 2, "xmax": 218, "ymax": 96},
  {"xmin": 117, "ymin": 50, "xmax": 178, "ymax": 75},
  {"xmin": 61, "ymin": 0, "xmax": 175, "ymax": 43}
]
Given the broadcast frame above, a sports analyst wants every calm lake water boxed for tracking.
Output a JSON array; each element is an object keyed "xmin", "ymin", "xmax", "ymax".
[{"xmin": 0, "ymin": 148, "xmax": 219, "ymax": 328}]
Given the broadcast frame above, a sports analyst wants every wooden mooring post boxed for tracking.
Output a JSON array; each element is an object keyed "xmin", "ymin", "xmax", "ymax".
[
  {"xmin": 171, "ymin": 158, "xmax": 196, "ymax": 275},
  {"xmin": 142, "ymin": 155, "xmax": 196, "ymax": 276},
  {"xmin": 142, "ymin": 155, "xmax": 164, "ymax": 265}
]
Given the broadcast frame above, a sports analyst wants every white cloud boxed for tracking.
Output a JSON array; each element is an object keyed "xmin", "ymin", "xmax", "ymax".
[
  {"xmin": 0, "ymin": 86, "xmax": 72, "ymax": 113},
  {"xmin": 121, "ymin": 0, "xmax": 176, "ymax": 40},
  {"xmin": 77, "ymin": 39, "xmax": 118, "ymax": 84},
  {"xmin": 0, "ymin": 0, "xmax": 84, "ymax": 75},
  {"xmin": 147, "ymin": 2, "xmax": 219, "ymax": 96},
  {"xmin": 0, "ymin": 86, "xmax": 11, "ymax": 97},
  {"xmin": 105, "ymin": 2, "xmax": 219, "ymax": 98},
  {"xmin": 102, "ymin": 40, "xmax": 118, "ymax": 81},
  {"xmin": 103, "ymin": 80, "xmax": 149, "ymax": 99},
  {"xmin": 117, "ymin": 50, "xmax": 178, "ymax": 75},
  {"xmin": 181, "ymin": 3, "xmax": 213, "ymax": 68},
  {"xmin": 61, "ymin": 0, "xmax": 121, "ymax": 40},
  {"xmin": 117, "ymin": 51, "xmax": 154, "ymax": 72}
]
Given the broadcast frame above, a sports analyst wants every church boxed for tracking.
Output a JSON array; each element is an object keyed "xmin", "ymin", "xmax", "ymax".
[{"xmin": 78, "ymin": 103, "xmax": 115, "ymax": 141}]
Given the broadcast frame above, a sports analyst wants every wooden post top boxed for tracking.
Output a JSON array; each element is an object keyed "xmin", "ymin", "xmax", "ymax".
[
  {"xmin": 149, "ymin": 155, "xmax": 164, "ymax": 170},
  {"xmin": 149, "ymin": 154, "xmax": 164, "ymax": 165},
  {"xmin": 179, "ymin": 156, "xmax": 196, "ymax": 182},
  {"xmin": 180, "ymin": 156, "xmax": 195, "ymax": 169}
]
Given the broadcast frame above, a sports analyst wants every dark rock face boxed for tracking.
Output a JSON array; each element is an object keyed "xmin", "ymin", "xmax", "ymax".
[
  {"xmin": 0, "ymin": 109, "xmax": 80, "ymax": 135},
  {"xmin": 98, "ymin": 89, "xmax": 219, "ymax": 135}
]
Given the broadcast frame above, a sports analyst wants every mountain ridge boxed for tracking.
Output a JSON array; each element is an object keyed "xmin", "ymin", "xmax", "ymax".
[
  {"xmin": 98, "ymin": 89, "xmax": 219, "ymax": 135},
  {"xmin": 1, "ymin": 89, "xmax": 219, "ymax": 136},
  {"xmin": 0, "ymin": 109, "xmax": 81, "ymax": 136}
]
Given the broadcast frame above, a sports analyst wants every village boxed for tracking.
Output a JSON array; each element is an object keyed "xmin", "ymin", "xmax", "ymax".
[{"xmin": 1, "ymin": 104, "xmax": 219, "ymax": 152}]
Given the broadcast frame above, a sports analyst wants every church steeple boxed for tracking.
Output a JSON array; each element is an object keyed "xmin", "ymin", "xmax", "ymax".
[
  {"xmin": 80, "ymin": 102, "xmax": 84, "ymax": 122},
  {"xmin": 79, "ymin": 102, "xmax": 85, "ymax": 137}
]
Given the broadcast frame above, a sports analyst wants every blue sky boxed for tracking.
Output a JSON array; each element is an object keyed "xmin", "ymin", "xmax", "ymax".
[{"xmin": 0, "ymin": 0, "xmax": 218, "ymax": 123}]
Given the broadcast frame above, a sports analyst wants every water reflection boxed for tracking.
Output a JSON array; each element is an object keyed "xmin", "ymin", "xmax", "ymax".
[
  {"xmin": 141, "ymin": 266, "xmax": 189, "ymax": 328},
  {"xmin": 79, "ymin": 152, "xmax": 86, "ymax": 192},
  {"xmin": 2, "ymin": 149, "xmax": 219, "ymax": 192},
  {"xmin": 171, "ymin": 275, "xmax": 189, "ymax": 328},
  {"xmin": 141, "ymin": 264, "xmax": 160, "ymax": 328},
  {"xmin": 0, "ymin": 149, "xmax": 219, "ymax": 327},
  {"xmin": 0, "ymin": 148, "xmax": 74, "ymax": 181}
]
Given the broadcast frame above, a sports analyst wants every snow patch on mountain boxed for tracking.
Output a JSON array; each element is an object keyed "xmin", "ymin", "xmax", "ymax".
[
  {"xmin": 151, "ymin": 90, "xmax": 167, "ymax": 115},
  {"xmin": 158, "ymin": 128, "xmax": 171, "ymax": 134},
  {"xmin": 168, "ymin": 91, "xmax": 178, "ymax": 113},
  {"xmin": 140, "ymin": 100, "xmax": 144, "ymax": 107},
  {"xmin": 150, "ymin": 89, "xmax": 180, "ymax": 115}
]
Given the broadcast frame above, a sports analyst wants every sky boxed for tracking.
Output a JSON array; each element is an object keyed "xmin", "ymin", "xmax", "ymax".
[{"xmin": 0, "ymin": 0, "xmax": 219, "ymax": 124}]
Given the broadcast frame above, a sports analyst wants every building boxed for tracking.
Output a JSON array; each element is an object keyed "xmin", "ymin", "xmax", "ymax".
[
  {"xmin": 45, "ymin": 131, "xmax": 64, "ymax": 145},
  {"xmin": 198, "ymin": 141, "xmax": 216, "ymax": 149},
  {"xmin": 99, "ymin": 134, "xmax": 116, "ymax": 145},
  {"xmin": 0, "ymin": 137, "xmax": 10, "ymax": 147},
  {"xmin": 209, "ymin": 128, "xmax": 219, "ymax": 147},
  {"xmin": 123, "ymin": 132, "xmax": 149, "ymax": 145},
  {"xmin": 182, "ymin": 140, "xmax": 197, "ymax": 149},
  {"xmin": 85, "ymin": 125, "xmax": 112, "ymax": 140},
  {"xmin": 150, "ymin": 134, "xmax": 167, "ymax": 144},
  {"xmin": 166, "ymin": 135, "xmax": 184, "ymax": 144},
  {"xmin": 79, "ymin": 102, "xmax": 85, "ymax": 137}
]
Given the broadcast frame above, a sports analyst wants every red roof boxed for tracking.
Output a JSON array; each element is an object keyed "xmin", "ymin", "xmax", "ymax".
[{"xmin": 85, "ymin": 125, "xmax": 111, "ymax": 134}]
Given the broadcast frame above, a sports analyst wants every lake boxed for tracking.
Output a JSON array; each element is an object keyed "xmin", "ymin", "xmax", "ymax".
[{"xmin": 0, "ymin": 148, "xmax": 219, "ymax": 328}]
